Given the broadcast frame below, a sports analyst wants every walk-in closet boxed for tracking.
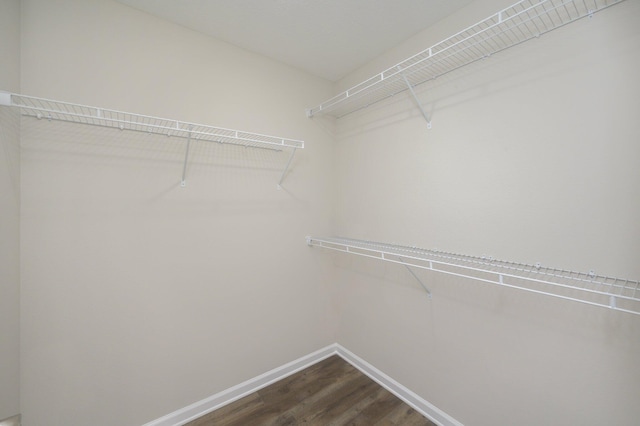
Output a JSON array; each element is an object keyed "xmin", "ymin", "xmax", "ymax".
[{"xmin": 1, "ymin": 0, "xmax": 638, "ymax": 425}]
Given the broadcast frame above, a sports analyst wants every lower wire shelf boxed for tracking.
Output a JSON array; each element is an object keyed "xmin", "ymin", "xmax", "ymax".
[{"xmin": 306, "ymin": 236, "xmax": 640, "ymax": 316}]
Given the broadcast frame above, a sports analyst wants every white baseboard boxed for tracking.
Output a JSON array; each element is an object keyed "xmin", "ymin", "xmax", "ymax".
[
  {"xmin": 142, "ymin": 343, "xmax": 462, "ymax": 426},
  {"xmin": 334, "ymin": 344, "xmax": 463, "ymax": 426}
]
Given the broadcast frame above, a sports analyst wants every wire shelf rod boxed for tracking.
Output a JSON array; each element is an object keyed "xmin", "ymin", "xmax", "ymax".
[
  {"xmin": 362, "ymin": 238, "xmax": 639, "ymax": 298},
  {"xmin": 309, "ymin": 238, "xmax": 638, "ymax": 314},
  {"xmin": 1, "ymin": 91, "xmax": 305, "ymax": 187},
  {"xmin": 306, "ymin": 236, "xmax": 640, "ymax": 315},
  {"xmin": 306, "ymin": 0, "xmax": 626, "ymax": 118},
  {"xmin": 358, "ymin": 240, "xmax": 618, "ymax": 291},
  {"xmin": 1, "ymin": 92, "xmax": 304, "ymax": 150},
  {"xmin": 16, "ymin": 108, "xmax": 285, "ymax": 152}
]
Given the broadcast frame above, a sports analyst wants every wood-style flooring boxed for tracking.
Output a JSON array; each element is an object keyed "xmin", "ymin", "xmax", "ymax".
[{"xmin": 185, "ymin": 355, "xmax": 435, "ymax": 426}]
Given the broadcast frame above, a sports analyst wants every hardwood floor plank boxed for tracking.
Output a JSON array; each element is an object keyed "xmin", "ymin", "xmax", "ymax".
[
  {"xmin": 267, "ymin": 366, "xmax": 369, "ymax": 424},
  {"xmin": 184, "ymin": 355, "xmax": 436, "ymax": 426},
  {"xmin": 331, "ymin": 386, "xmax": 405, "ymax": 426},
  {"xmin": 260, "ymin": 359, "xmax": 365, "ymax": 425},
  {"xmin": 259, "ymin": 356, "xmax": 354, "ymax": 406},
  {"xmin": 296, "ymin": 373, "xmax": 380, "ymax": 424},
  {"xmin": 401, "ymin": 409, "xmax": 437, "ymax": 426},
  {"xmin": 186, "ymin": 392, "xmax": 264, "ymax": 426},
  {"xmin": 378, "ymin": 403, "xmax": 436, "ymax": 426}
]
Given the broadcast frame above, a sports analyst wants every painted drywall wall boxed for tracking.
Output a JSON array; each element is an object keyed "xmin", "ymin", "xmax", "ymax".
[
  {"xmin": 19, "ymin": 0, "xmax": 337, "ymax": 425},
  {"xmin": 332, "ymin": 0, "xmax": 640, "ymax": 425},
  {"xmin": 0, "ymin": 0, "xmax": 21, "ymax": 420}
]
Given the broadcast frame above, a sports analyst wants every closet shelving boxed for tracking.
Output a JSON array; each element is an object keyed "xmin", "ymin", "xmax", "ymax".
[
  {"xmin": 0, "ymin": 91, "xmax": 304, "ymax": 188},
  {"xmin": 306, "ymin": 0, "xmax": 625, "ymax": 121},
  {"xmin": 306, "ymin": 237, "xmax": 640, "ymax": 316}
]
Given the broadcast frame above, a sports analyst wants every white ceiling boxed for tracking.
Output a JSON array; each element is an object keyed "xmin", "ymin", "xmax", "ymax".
[{"xmin": 114, "ymin": 0, "xmax": 474, "ymax": 82}]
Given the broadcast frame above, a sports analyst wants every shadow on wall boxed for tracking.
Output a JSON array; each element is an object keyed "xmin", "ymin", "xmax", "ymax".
[
  {"xmin": 332, "ymin": 9, "xmax": 634, "ymax": 141},
  {"xmin": 332, "ymin": 252, "xmax": 639, "ymax": 350},
  {"xmin": 19, "ymin": 117, "xmax": 301, "ymax": 191},
  {"xmin": 0, "ymin": 107, "xmax": 20, "ymax": 197},
  {"xmin": 0, "ymin": 414, "xmax": 21, "ymax": 426}
]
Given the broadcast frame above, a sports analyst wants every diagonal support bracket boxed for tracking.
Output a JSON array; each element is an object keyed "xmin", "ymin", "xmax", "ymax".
[
  {"xmin": 180, "ymin": 127, "xmax": 192, "ymax": 187},
  {"xmin": 277, "ymin": 148, "xmax": 297, "ymax": 190},
  {"xmin": 399, "ymin": 257, "xmax": 432, "ymax": 299},
  {"xmin": 402, "ymin": 74, "xmax": 432, "ymax": 129}
]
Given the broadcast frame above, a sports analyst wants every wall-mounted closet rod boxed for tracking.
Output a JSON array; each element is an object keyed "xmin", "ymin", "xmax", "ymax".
[
  {"xmin": 306, "ymin": 237, "xmax": 640, "ymax": 316},
  {"xmin": 0, "ymin": 91, "xmax": 304, "ymax": 187},
  {"xmin": 306, "ymin": 0, "xmax": 626, "ymax": 119}
]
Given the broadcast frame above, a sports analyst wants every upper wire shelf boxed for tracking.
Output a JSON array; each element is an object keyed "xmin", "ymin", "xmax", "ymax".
[
  {"xmin": 307, "ymin": 236, "xmax": 640, "ymax": 316},
  {"xmin": 1, "ymin": 91, "xmax": 304, "ymax": 188},
  {"xmin": 306, "ymin": 0, "xmax": 626, "ymax": 119},
  {"xmin": 1, "ymin": 92, "xmax": 304, "ymax": 150}
]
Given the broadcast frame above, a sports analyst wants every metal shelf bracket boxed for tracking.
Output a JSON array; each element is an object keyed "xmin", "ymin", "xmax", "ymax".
[
  {"xmin": 0, "ymin": 92, "xmax": 10, "ymax": 107},
  {"xmin": 399, "ymin": 257, "xmax": 432, "ymax": 298},
  {"xmin": 278, "ymin": 147, "xmax": 298, "ymax": 190},
  {"xmin": 180, "ymin": 127, "xmax": 193, "ymax": 187},
  {"xmin": 401, "ymin": 73, "xmax": 432, "ymax": 129}
]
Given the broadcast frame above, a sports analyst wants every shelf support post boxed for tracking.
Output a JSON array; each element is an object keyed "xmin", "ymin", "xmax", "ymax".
[
  {"xmin": 401, "ymin": 74, "xmax": 432, "ymax": 129},
  {"xmin": 277, "ymin": 147, "xmax": 297, "ymax": 190},
  {"xmin": 181, "ymin": 127, "xmax": 192, "ymax": 187},
  {"xmin": 399, "ymin": 257, "xmax": 432, "ymax": 299}
]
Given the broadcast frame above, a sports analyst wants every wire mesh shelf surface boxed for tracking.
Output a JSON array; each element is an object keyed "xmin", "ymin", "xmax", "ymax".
[
  {"xmin": 1, "ymin": 92, "xmax": 304, "ymax": 150},
  {"xmin": 307, "ymin": 236, "xmax": 640, "ymax": 316},
  {"xmin": 306, "ymin": 0, "xmax": 625, "ymax": 118}
]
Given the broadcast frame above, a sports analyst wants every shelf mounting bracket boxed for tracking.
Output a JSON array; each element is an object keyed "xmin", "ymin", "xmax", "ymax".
[
  {"xmin": 399, "ymin": 257, "xmax": 432, "ymax": 299},
  {"xmin": 402, "ymin": 74, "xmax": 432, "ymax": 129},
  {"xmin": 0, "ymin": 91, "xmax": 12, "ymax": 107},
  {"xmin": 277, "ymin": 147, "xmax": 297, "ymax": 190},
  {"xmin": 180, "ymin": 127, "xmax": 192, "ymax": 187}
]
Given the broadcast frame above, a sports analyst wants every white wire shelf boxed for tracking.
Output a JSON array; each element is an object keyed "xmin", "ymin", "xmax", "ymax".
[
  {"xmin": 306, "ymin": 236, "xmax": 640, "ymax": 316},
  {"xmin": 1, "ymin": 92, "xmax": 304, "ymax": 150},
  {"xmin": 0, "ymin": 91, "xmax": 304, "ymax": 187},
  {"xmin": 306, "ymin": 0, "xmax": 626, "ymax": 119}
]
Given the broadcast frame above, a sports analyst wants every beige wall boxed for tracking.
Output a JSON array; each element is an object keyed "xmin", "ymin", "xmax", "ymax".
[
  {"xmin": 14, "ymin": 0, "xmax": 640, "ymax": 425},
  {"xmin": 19, "ymin": 0, "xmax": 336, "ymax": 425},
  {"xmin": 0, "ymin": 0, "xmax": 21, "ymax": 420},
  {"xmin": 333, "ymin": 0, "xmax": 640, "ymax": 425}
]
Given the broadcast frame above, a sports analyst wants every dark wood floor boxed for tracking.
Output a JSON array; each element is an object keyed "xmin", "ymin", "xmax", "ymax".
[{"xmin": 185, "ymin": 355, "xmax": 435, "ymax": 426}]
